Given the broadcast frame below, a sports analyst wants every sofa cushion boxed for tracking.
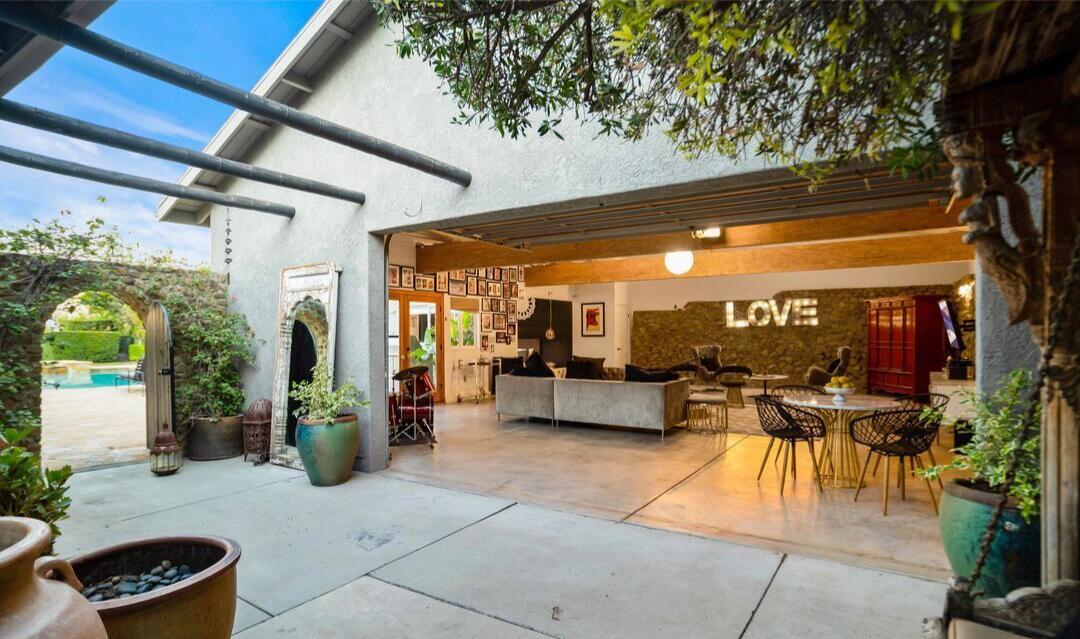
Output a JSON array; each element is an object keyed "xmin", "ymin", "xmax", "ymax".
[
  {"xmin": 565, "ymin": 358, "xmax": 603, "ymax": 380},
  {"xmin": 571, "ymin": 355, "xmax": 605, "ymax": 377},
  {"xmin": 510, "ymin": 352, "xmax": 555, "ymax": 378},
  {"xmin": 625, "ymin": 364, "xmax": 677, "ymax": 383}
]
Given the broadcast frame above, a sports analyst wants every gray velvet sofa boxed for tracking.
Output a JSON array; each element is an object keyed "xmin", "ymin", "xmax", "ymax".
[
  {"xmin": 494, "ymin": 375, "xmax": 555, "ymax": 420},
  {"xmin": 495, "ymin": 375, "xmax": 690, "ymax": 438}
]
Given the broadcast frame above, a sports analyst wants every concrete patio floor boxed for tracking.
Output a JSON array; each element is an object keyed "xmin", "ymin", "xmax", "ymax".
[
  {"xmin": 41, "ymin": 386, "xmax": 147, "ymax": 470},
  {"xmin": 387, "ymin": 400, "xmax": 954, "ymax": 580},
  {"xmin": 56, "ymin": 458, "xmax": 946, "ymax": 638}
]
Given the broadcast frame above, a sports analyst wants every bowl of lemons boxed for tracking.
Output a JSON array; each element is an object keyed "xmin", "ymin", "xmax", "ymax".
[{"xmin": 823, "ymin": 376, "xmax": 856, "ymax": 403}]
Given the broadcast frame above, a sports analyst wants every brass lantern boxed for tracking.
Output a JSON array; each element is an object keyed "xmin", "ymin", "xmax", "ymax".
[{"xmin": 150, "ymin": 421, "xmax": 182, "ymax": 476}]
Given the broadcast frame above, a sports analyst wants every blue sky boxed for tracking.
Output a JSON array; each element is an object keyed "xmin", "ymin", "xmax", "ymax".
[{"xmin": 0, "ymin": 1, "xmax": 321, "ymax": 263}]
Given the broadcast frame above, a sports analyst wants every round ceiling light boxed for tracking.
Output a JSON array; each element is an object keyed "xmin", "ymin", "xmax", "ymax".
[{"xmin": 664, "ymin": 251, "xmax": 694, "ymax": 275}]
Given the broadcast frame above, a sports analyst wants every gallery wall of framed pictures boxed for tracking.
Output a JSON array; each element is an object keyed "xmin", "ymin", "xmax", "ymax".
[{"xmin": 388, "ymin": 264, "xmax": 526, "ymax": 352}]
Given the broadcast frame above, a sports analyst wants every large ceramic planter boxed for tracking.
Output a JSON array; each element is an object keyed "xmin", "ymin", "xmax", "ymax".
[
  {"xmin": 68, "ymin": 535, "xmax": 240, "ymax": 639},
  {"xmin": 297, "ymin": 413, "xmax": 360, "ymax": 486},
  {"xmin": 186, "ymin": 415, "xmax": 243, "ymax": 460},
  {"xmin": 0, "ymin": 517, "xmax": 107, "ymax": 639},
  {"xmin": 940, "ymin": 480, "xmax": 1040, "ymax": 598}
]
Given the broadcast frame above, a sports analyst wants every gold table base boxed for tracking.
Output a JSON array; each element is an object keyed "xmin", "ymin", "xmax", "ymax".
[
  {"xmin": 809, "ymin": 408, "xmax": 868, "ymax": 489},
  {"xmin": 687, "ymin": 401, "xmax": 728, "ymax": 434}
]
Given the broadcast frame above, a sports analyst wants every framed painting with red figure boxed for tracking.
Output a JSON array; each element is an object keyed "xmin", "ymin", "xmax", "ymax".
[{"xmin": 581, "ymin": 302, "xmax": 605, "ymax": 337}]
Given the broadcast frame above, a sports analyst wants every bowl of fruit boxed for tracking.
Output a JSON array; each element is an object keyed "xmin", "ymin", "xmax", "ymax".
[{"xmin": 823, "ymin": 376, "xmax": 856, "ymax": 403}]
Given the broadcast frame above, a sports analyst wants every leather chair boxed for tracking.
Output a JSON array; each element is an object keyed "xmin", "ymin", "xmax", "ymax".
[{"xmin": 805, "ymin": 346, "xmax": 851, "ymax": 386}]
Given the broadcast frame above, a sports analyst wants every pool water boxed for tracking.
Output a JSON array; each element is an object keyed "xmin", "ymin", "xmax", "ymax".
[{"xmin": 42, "ymin": 370, "xmax": 140, "ymax": 389}]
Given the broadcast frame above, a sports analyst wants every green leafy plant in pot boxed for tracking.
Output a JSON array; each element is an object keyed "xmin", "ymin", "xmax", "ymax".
[
  {"xmin": 178, "ymin": 299, "xmax": 254, "ymax": 461},
  {"xmin": 918, "ymin": 369, "xmax": 1041, "ymax": 598},
  {"xmin": 289, "ymin": 365, "xmax": 366, "ymax": 486}
]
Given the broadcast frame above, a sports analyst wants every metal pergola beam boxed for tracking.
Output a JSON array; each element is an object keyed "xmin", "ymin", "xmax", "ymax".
[
  {"xmin": 0, "ymin": 3, "xmax": 473, "ymax": 187},
  {"xmin": 0, "ymin": 98, "xmax": 365, "ymax": 205},
  {"xmin": 0, "ymin": 144, "xmax": 295, "ymax": 218}
]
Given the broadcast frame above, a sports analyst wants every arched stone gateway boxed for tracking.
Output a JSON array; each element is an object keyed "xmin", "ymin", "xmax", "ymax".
[{"xmin": 0, "ymin": 255, "xmax": 230, "ymax": 453}]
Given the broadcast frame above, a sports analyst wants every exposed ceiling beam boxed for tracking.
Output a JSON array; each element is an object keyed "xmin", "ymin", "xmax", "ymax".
[
  {"xmin": 523, "ymin": 231, "xmax": 973, "ymax": 286},
  {"xmin": 0, "ymin": 98, "xmax": 366, "ymax": 205},
  {"xmin": 323, "ymin": 22, "xmax": 353, "ymax": 41},
  {"xmin": 417, "ymin": 205, "xmax": 961, "ymax": 271},
  {"xmin": 0, "ymin": 144, "xmax": 295, "ymax": 218},
  {"xmin": 0, "ymin": 3, "xmax": 472, "ymax": 187},
  {"xmin": 280, "ymin": 71, "xmax": 314, "ymax": 94}
]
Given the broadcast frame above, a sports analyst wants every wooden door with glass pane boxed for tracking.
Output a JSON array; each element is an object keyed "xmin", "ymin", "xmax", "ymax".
[{"xmin": 388, "ymin": 290, "xmax": 445, "ymax": 402}]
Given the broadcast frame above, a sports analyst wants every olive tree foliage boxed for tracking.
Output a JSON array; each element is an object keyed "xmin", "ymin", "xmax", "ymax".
[{"xmin": 376, "ymin": 0, "xmax": 996, "ymax": 181}]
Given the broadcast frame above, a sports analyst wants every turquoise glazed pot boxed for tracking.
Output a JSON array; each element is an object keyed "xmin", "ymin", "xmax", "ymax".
[
  {"xmin": 939, "ymin": 480, "xmax": 1040, "ymax": 598},
  {"xmin": 296, "ymin": 414, "xmax": 360, "ymax": 487}
]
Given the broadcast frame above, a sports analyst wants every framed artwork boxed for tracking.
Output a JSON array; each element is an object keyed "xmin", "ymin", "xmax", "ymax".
[
  {"xmin": 466, "ymin": 268, "xmax": 477, "ymax": 276},
  {"xmin": 449, "ymin": 280, "xmax": 466, "ymax": 296},
  {"xmin": 436, "ymin": 272, "xmax": 449, "ymax": 292},
  {"xmin": 581, "ymin": 302, "xmax": 605, "ymax": 337},
  {"xmin": 450, "ymin": 269, "xmax": 467, "ymax": 281},
  {"xmin": 494, "ymin": 313, "xmax": 507, "ymax": 330},
  {"xmin": 488, "ymin": 281, "xmax": 502, "ymax": 297},
  {"xmin": 508, "ymin": 299, "xmax": 517, "ymax": 316},
  {"xmin": 495, "ymin": 331, "xmax": 507, "ymax": 344},
  {"xmin": 388, "ymin": 264, "xmax": 400, "ymax": 288},
  {"xmin": 415, "ymin": 275, "xmax": 435, "ymax": 292},
  {"xmin": 499, "ymin": 299, "xmax": 508, "ymax": 313},
  {"xmin": 509, "ymin": 268, "xmax": 517, "ymax": 282},
  {"xmin": 481, "ymin": 298, "xmax": 491, "ymax": 312},
  {"xmin": 480, "ymin": 334, "xmax": 490, "ymax": 350},
  {"xmin": 518, "ymin": 266, "xmax": 526, "ymax": 281},
  {"xmin": 401, "ymin": 266, "xmax": 415, "ymax": 289},
  {"xmin": 507, "ymin": 323, "xmax": 517, "ymax": 337},
  {"xmin": 467, "ymin": 276, "xmax": 478, "ymax": 296},
  {"xmin": 481, "ymin": 313, "xmax": 493, "ymax": 331}
]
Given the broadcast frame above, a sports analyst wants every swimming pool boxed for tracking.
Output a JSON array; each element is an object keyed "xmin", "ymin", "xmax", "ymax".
[{"xmin": 41, "ymin": 368, "xmax": 140, "ymax": 389}]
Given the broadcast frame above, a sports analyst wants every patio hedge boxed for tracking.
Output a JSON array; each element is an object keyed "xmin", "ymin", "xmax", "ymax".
[
  {"xmin": 41, "ymin": 331, "xmax": 121, "ymax": 363},
  {"xmin": 127, "ymin": 342, "xmax": 145, "ymax": 361}
]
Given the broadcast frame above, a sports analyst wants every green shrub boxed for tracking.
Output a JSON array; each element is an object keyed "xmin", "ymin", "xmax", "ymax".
[
  {"xmin": 128, "ymin": 342, "xmax": 145, "ymax": 361},
  {"xmin": 58, "ymin": 317, "xmax": 116, "ymax": 332},
  {"xmin": 0, "ymin": 427, "xmax": 72, "ymax": 541},
  {"xmin": 41, "ymin": 331, "xmax": 121, "ymax": 363}
]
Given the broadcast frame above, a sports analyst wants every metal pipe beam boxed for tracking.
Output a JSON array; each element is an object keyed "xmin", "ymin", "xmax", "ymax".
[
  {"xmin": 0, "ymin": 98, "xmax": 366, "ymax": 205},
  {"xmin": 0, "ymin": 144, "xmax": 295, "ymax": 218},
  {"xmin": 0, "ymin": 4, "xmax": 473, "ymax": 187}
]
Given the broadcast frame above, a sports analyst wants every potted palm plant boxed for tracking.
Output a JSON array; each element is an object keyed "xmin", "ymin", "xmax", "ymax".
[
  {"xmin": 918, "ymin": 369, "xmax": 1041, "ymax": 598},
  {"xmin": 289, "ymin": 365, "xmax": 366, "ymax": 486},
  {"xmin": 182, "ymin": 306, "xmax": 254, "ymax": 461}
]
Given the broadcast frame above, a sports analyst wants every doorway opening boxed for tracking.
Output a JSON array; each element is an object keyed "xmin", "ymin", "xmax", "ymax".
[
  {"xmin": 40, "ymin": 290, "xmax": 147, "ymax": 470},
  {"xmin": 285, "ymin": 319, "xmax": 319, "ymax": 447}
]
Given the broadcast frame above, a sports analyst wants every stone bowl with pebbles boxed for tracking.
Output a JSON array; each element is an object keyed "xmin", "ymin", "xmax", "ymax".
[{"xmin": 67, "ymin": 535, "xmax": 240, "ymax": 639}]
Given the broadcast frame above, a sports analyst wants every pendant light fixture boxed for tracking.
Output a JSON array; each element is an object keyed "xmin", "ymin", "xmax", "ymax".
[
  {"xmin": 664, "ymin": 250, "xmax": 694, "ymax": 275},
  {"xmin": 544, "ymin": 299, "xmax": 556, "ymax": 340}
]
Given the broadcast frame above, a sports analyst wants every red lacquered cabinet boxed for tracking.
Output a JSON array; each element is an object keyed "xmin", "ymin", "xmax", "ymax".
[{"xmin": 866, "ymin": 295, "xmax": 947, "ymax": 395}]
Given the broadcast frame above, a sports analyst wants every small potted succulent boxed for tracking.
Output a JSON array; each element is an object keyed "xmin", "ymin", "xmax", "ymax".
[
  {"xmin": 918, "ymin": 369, "xmax": 1041, "ymax": 598},
  {"xmin": 289, "ymin": 365, "xmax": 366, "ymax": 486}
]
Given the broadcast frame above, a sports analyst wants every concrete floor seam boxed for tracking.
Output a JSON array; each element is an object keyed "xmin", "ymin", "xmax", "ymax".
[
  {"xmin": 619, "ymin": 434, "xmax": 751, "ymax": 523},
  {"xmin": 737, "ymin": 553, "xmax": 787, "ymax": 639},
  {"xmin": 368, "ymin": 574, "xmax": 562, "ymax": 639},
  {"xmin": 236, "ymin": 595, "xmax": 273, "ymax": 619},
  {"xmin": 114, "ymin": 472, "xmax": 304, "ymax": 523}
]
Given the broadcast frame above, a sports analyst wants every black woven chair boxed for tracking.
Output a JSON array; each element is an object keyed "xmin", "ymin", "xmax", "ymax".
[
  {"xmin": 753, "ymin": 395, "xmax": 826, "ymax": 495},
  {"xmin": 718, "ymin": 365, "xmax": 752, "ymax": 408},
  {"xmin": 850, "ymin": 408, "xmax": 941, "ymax": 515},
  {"xmin": 898, "ymin": 392, "xmax": 952, "ymax": 449},
  {"xmin": 769, "ymin": 384, "xmax": 826, "ymax": 398}
]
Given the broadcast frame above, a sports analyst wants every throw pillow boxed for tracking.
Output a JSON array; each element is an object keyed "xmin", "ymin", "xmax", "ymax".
[
  {"xmin": 624, "ymin": 364, "xmax": 677, "ymax": 383},
  {"xmin": 569, "ymin": 355, "xmax": 604, "ymax": 379},
  {"xmin": 520, "ymin": 352, "xmax": 555, "ymax": 378}
]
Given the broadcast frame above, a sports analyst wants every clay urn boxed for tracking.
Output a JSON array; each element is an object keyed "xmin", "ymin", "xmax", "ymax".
[{"xmin": 0, "ymin": 516, "xmax": 108, "ymax": 639}]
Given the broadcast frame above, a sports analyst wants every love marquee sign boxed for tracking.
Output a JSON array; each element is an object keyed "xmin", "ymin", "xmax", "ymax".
[{"xmin": 724, "ymin": 298, "xmax": 818, "ymax": 328}]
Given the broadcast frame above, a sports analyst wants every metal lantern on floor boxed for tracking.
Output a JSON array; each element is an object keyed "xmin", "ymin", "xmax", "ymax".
[
  {"xmin": 149, "ymin": 421, "xmax": 182, "ymax": 476},
  {"xmin": 243, "ymin": 399, "xmax": 273, "ymax": 463}
]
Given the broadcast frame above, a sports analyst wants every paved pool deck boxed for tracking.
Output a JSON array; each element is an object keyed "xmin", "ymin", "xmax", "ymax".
[
  {"xmin": 56, "ymin": 459, "xmax": 946, "ymax": 638},
  {"xmin": 41, "ymin": 385, "xmax": 147, "ymax": 471}
]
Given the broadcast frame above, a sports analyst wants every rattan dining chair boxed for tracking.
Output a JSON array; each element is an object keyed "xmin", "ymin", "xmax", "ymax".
[
  {"xmin": 849, "ymin": 408, "xmax": 941, "ymax": 515},
  {"xmin": 753, "ymin": 395, "xmax": 826, "ymax": 495}
]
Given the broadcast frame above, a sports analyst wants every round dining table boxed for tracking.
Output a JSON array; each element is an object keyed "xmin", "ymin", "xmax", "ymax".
[{"xmin": 781, "ymin": 394, "xmax": 900, "ymax": 488}]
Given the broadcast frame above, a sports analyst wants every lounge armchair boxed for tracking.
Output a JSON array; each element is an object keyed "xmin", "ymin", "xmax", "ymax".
[
  {"xmin": 691, "ymin": 344, "xmax": 722, "ymax": 385},
  {"xmin": 115, "ymin": 359, "xmax": 145, "ymax": 389},
  {"xmin": 717, "ymin": 365, "xmax": 752, "ymax": 408},
  {"xmin": 805, "ymin": 346, "xmax": 851, "ymax": 387}
]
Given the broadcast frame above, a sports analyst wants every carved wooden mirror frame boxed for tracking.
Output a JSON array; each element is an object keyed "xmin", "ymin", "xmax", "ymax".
[{"xmin": 270, "ymin": 263, "xmax": 340, "ymax": 469}]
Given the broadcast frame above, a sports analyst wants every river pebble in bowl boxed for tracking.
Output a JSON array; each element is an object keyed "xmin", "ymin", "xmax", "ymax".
[{"xmin": 80, "ymin": 560, "xmax": 195, "ymax": 602}]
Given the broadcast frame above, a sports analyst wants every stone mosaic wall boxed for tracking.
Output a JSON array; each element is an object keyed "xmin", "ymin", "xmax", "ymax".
[{"xmin": 631, "ymin": 285, "xmax": 956, "ymax": 388}]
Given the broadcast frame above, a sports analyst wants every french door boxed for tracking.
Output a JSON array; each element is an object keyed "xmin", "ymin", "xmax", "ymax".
[{"xmin": 388, "ymin": 290, "xmax": 445, "ymax": 402}]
